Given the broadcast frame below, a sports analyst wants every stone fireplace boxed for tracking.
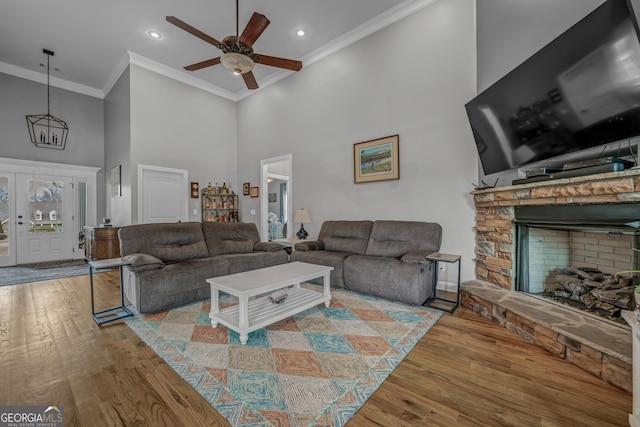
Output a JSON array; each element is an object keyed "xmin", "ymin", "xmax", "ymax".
[
  {"xmin": 464, "ymin": 168, "xmax": 640, "ymax": 392},
  {"xmin": 514, "ymin": 203, "xmax": 640, "ymax": 321}
]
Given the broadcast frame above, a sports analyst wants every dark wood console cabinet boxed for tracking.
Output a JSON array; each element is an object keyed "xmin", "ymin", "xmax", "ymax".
[{"xmin": 84, "ymin": 226, "xmax": 121, "ymax": 261}]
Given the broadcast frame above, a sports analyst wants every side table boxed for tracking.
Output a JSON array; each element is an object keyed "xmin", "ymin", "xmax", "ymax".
[
  {"xmin": 89, "ymin": 257, "xmax": 133, "ymax": 325},
  {"xmin": 271, "ymin": 238, "xmax": 316, "ymax": 255},
  {"xmin": 423, "ymin": 252, "xmax": 461, "ymax": 313}
]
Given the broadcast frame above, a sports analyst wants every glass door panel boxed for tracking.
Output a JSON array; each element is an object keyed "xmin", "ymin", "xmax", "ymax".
[
  {"xmin": 16, "ymin": 174, "xmax": 73, "ymax": 264},
  {"xmin": 0, "ymin": 175, "xmax": 11, "ymax": 264}
]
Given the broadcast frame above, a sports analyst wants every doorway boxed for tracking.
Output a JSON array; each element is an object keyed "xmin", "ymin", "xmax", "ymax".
[
  {"xmin": 260, "ymin": 155, "xmax": 292, "ymax": 241},
  {"xmin": 15, "ymin": 174, "xmax": 74, "ymax": 264},
  {"xmin": 0, "ymin": 158, "xmax": 99, "ymax": 267},
  {"xmin": 137, "ymin": 164, "xmax": 189, "ymax": 224}
]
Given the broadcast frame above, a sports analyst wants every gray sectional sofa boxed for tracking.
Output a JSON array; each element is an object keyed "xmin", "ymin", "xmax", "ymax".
[
  {"xmin": 119, "ymin": 222, "xmax": 288, "ymax": 313},
  {"xmin": 291, "ymin": 220, "xmax": 442, "ymax": 305}
]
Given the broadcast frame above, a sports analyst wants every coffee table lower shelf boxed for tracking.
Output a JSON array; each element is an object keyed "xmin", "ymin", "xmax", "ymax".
[{"xmin": 210, "ymin": 287, "xmax": 329, "ymax": 344}]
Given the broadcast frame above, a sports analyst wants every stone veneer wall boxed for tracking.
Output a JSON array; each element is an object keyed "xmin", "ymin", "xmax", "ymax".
[
  {"xmin": 473, "ymin": 169, "xmax": 640, "ymax": 289},
  {"xmin": 467, "ymin": 169, "xmax": 640, "ymax": 393}
]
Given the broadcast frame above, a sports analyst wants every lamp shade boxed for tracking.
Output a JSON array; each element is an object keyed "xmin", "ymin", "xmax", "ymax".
[
  {"xmin": 220, "ymin": 52, "xmax": 255, "ymax": 75},
  {"xmin": 293, "ymin": 209, "xmax": 311, "ymax": 224}
]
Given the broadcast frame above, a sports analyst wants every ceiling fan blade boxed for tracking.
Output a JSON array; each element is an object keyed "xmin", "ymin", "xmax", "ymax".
[
  {"xmin": 184, "ymin": 57, "xmax": 221, "ymax": 71},
  {"xmin": 166, "ymin": 16, "xmax": 222, "ymax": 48},
  {"xmin": 254, "ymin": 54, "xmax": 303, "ymax": 71},
  {"xmin": 239, "ymin": 13, "xmax": 270, "ymax": 46},
  {"xmin": 242, "ymin": 71, "xmax": 259, "ymax": 90}
]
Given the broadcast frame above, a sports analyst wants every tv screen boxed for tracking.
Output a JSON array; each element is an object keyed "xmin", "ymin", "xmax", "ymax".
[{"xmin": 466, "ymin": 0, "xmax": 640, "ymax": 175}]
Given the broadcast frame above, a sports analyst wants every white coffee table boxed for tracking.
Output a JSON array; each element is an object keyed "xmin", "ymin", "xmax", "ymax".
[{"xmin": 207, "ymin": 261, "xmax": 334, "ymax": 345}]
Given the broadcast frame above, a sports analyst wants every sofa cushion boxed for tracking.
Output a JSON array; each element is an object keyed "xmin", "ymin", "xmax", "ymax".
[
  {"xmin": 317, "ymin": 221, "xmax": 373, "ymax": 255},
  {"xmin": 344, "ymin": 255, "xmax": 434, "ymax": 305},
  {"xmin": 290, "ymin": 250, "xmax": 351, "ymax": 288},
  {"xmin": 119, "ymin": 222, "xmax": 209, "ymax": 262},
  {"xmin": 202, "ymin": 222, "xmax": 260, "ymax": 256},
  {"xmin": 222, "ymin": 251, "xmax": 289, "ymax": 274},
  {"xmin": 365, "ymin": 220, "xmax": 442, "ymax": 258},
  {"xmin": 123, "ymin": 253, "xmax": 164, "ymax": 272},
  {"xmin": 254, "ymin": 241, "xmax": 286, "ymax": 252},
  {"xmin": 134, "ymin": 256, "xmax": 229, "ymax": 313}
]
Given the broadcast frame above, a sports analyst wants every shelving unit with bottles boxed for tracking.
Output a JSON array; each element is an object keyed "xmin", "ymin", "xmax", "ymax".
[{"xmin": 201, "ymin": 183, "xmax": 239, "ymax": 222}]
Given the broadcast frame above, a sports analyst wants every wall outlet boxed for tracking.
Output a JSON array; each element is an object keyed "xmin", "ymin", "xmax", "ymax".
[
  {"xmin": 192, "ymin": 208, "xmax": 198, "ymax": 215},
  {"xmin": 250, "ymin": 209, "xmax": 256, "ymax": 215}
]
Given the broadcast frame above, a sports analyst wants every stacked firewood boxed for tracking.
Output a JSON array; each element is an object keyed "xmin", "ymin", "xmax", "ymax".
[{"xmin": 549, "ymin": 267, "xmax": 635, "ymax": 318}]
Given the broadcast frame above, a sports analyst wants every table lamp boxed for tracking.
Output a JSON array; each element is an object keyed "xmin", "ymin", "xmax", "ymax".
[{"xmin": 293, "ymin": 208, "xmax": 311, "ymax": 239}]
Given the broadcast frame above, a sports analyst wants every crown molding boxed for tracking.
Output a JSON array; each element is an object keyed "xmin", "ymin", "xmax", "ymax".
[
  {"xmin": 302, "ymin": 0, "xmax": 438, "ymax": 68},
  {"xmin": 1, "ymin": 0, "xmax": 437, "ymax": 102},
  {"xmin": 0, "ymin": 61, "xmax": 104, "ymax": 99},
  {"xmin": 127, "ymin": 51, "xmax": 239, "ymax": 101},
  {"xmin": 234, "ymin": 0, "xmax": 438, "ymax": 101},
  {"xmin": 102, "ymin": 52, "xmax": 132, "ymax": 97}
]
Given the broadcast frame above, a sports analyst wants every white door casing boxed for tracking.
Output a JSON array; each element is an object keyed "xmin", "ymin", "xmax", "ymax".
[
  {"xmin": 0, "ymin": 158, "xmax": 99, "ymax": 266},
  {"xmin": 0, "ymin": 173, "xmax": 15, "ymax": 267},
  {"xmin": 260, "ymin": 155, "xmax": 292, "ymax": 242}
]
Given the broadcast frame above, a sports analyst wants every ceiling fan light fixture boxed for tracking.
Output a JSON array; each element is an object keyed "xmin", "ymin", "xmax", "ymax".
[{"xmin": 221, "ymin": 52, "xmax": 254, "ymax": 75}]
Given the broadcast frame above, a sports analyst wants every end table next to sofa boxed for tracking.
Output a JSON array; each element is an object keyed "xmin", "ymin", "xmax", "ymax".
[
  {"xmin": 423, "ymin": 252, "xmax": 461, "ymax": 313},
  {"xmin": 89, "ymin": 257, "xmax": 133, "ymax": 326}
]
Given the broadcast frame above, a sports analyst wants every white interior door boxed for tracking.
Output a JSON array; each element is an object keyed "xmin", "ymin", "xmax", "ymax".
[
  {"xmin": 138, "ymin": 164, "xmax": 188, "ymax": 224},
  {"xmin": 15, "ymin": 174, "xmax": 74, "ymax": 264}
]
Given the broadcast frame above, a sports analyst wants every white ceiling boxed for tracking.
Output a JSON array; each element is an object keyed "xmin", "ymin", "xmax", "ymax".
[{"xmin": 0, "ymin": 0, "xmax": 436, "ymax": 101}]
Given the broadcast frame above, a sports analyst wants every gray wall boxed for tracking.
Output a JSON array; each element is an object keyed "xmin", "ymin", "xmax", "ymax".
[
  {"xmin": 475, "ymin": 0, "xmax": 608, "ymax": 185},
  {"xmin": 104, "ymin": 66, "xmax": 131, "ymax": 226},
  {"xmin": 237, "ymin": 0, "xmax": 478, "ymax": 281},
  {"xmin": 0, "ymin": 72, "xmax": 105, "ymax": 216},
  {"xmin": 127, "ymin": 65, "xmax": 237, "ymax": 224}
]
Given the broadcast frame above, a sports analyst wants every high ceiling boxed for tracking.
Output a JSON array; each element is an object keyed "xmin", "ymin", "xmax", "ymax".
[{"xmin": 0, "ymin": 0, "xmax": 436, "ymax": 100}]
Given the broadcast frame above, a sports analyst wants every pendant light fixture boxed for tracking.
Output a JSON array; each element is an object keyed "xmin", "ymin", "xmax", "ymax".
[{"xmin": 26, "ymin": 49, "xmax": 69, "ymax": 150}]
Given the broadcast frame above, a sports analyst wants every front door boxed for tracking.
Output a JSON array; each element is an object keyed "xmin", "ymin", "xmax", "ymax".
[{"xmin": 15, "ymin": 174, "xmax": 74, "ymax": 264}]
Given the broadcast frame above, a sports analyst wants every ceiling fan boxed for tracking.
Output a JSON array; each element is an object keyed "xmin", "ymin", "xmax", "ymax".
[{"xmin": 166, "ymin": 0, "xmax": 303, "ymax": 90}]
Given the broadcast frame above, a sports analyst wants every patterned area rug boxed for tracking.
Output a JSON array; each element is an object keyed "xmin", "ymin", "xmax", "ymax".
[{"xmin": 126, "ymin": 284, "xmax": 442, "ymax": 427}]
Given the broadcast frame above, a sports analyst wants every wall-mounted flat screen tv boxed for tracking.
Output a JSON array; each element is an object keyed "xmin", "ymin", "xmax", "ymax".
[{"xmin": 466, "ymin": 0, "xmax": 640, "ymax": 175}]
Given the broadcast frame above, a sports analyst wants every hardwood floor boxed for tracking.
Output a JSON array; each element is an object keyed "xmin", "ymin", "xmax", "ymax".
[{"xmin": 0, "ymin": 271, "xmax": 631, "ymax": 426}]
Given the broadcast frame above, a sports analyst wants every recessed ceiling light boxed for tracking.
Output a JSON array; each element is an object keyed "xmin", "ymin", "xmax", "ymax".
[
  {"xmin": 296, "ymin": 29, "xmax": 305, "ymax": 37},
  {"xmin": 148, "ymin": 31, "xmax": 161, "ymax": 39}
]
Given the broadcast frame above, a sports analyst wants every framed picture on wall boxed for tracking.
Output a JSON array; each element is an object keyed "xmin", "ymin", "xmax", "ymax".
[
  {"xmin": 268, "ymin": 193, "xmax": 277, "ymax": 202},
  {"xmin": 250, "ymin": 186, "xmax": 259, "ymax": 198},
  {"xmin": 110, "ymin": 165, "xmax": 121, "ymax": 197},
  {"xmin": 243, "ymin": 182, "xmax": 250, "ymax": 196},
  {"xmin": 354, "ymin": 134, "xmax": 399, "ymax": 183}
]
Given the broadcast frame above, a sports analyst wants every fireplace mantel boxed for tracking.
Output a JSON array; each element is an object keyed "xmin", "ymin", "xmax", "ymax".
[{"xmin": 472, "ymin": 168, "xmax": 640, "ymax": 290}]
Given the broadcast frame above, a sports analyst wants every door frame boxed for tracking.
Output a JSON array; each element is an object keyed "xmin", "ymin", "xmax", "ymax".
[
  {"xmin": 0, "ymin": 157, "xmax": 100, "ymax": 266},
  {"xmin": 137, "ymin": 164, "xmax": 189, "ymax": 224},
  {"xmin": 16, "ymin": 173, "xmax": 74, "ymax": 264},
  {"xmin": 260, "ymin": 154, "xmax": 292, "ymax": 242}
]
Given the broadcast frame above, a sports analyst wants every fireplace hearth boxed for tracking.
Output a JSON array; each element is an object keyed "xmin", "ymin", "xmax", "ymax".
[{"xmin": 469, "ymin": 169, "xmax": 640, "ymax": 392}]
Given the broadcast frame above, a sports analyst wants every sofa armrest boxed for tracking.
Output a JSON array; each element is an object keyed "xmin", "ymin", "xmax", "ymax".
[
  {"xmin": 254, "ymin": 242, "xmax": 286, "ymax": 252},
  {"xmin": 123, "ymin": 253, "xmax": 165, "ymax": 272},
  {"xmin": 294, "ymin": 240, "xmax": 325, "ymax": 251},
  {"xmin": 400, "ymin": 249, "xmax": 434, "ymax": 265}
]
